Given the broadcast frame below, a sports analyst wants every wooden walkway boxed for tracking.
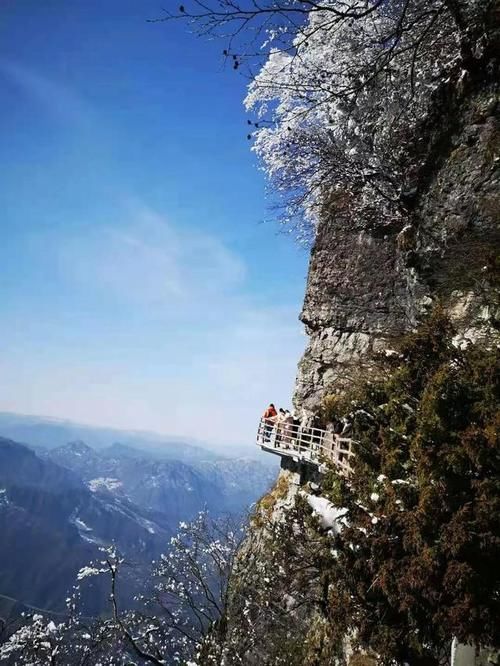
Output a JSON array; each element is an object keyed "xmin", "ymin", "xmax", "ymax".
[{"xmin": 256, "ymin": 418, "xmax": 354, "ymax": 476}]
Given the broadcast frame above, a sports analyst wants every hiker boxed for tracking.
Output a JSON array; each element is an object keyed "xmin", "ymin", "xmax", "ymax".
[
  {"xmin": 282, "ymin": 410, "xmax": 296, "ymax": 448},
  {"xmin": 310, "ymin": 413, "xmax": 323, "ymax": 450},
  {"xmin": 274, "ymin": 408, "xmax": 287, "ymax": 447},
  {"xmin": 332, "ymin": 417, "xmax": 343, "ymax": 435},
  {"xmin": 262, "ymin": 403, "xmax": 277, "ymax": 442}
]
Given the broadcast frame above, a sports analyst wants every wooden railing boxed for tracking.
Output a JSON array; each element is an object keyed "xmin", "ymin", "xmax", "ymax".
[{"xmin": 256, "ymin": 417, "xmax": 355, "ymax": 476}]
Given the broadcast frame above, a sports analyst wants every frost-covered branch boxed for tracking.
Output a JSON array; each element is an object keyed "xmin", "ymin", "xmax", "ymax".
[
  {"xmin": 0, "ymin": 517, "xmax": 247, "ymax": 665},
  {"xmin": 158, "ymin": 0, "xmax": 499, "ymax": 240}
]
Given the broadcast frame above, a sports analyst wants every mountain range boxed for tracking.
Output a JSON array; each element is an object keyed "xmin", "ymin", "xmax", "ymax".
[
  {"xmin": 0, "ymin": 411, "xmax": 259, "ymax": 460},
  {"xmin": 0, "ymin": 415, "xmax": 275, "ymax": 620}
]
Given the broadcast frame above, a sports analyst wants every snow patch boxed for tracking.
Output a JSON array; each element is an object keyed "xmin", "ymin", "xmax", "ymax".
[
  {"xmin": 302, "ymin": 492, "xmax": 348, "ymax": 534},
  {"xmin": 137, "ymin": 517, "xmax": 157, "ymax": 535},
  {"xmin": 74, "ymin": 517, "xmax": 92, "ymax": 532},
  {"xmin": 383, "ymin": 349, "xmax": 401, "ymax": 358},
  {"xmin": 80, "ymin": 533, "xmax": 103, "ymax": 545},
  {"xmin": 77, "ymin": 566, "xmax": 107, "ymax": 580},
  {"xmin": 88, "ymin": 478, "xmax": 123, "ymax": 493}
]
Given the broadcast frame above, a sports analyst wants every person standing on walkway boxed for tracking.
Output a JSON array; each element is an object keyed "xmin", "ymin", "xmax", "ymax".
[
  {"xmin": 283, "ymin": 410, "xmax": 296, "ymax": 448},
  {"xmin": 275, "ymin": 408, "xmax": 287, "ymax": 447},
  {"xmin": 262, "ymin": 403, "xmax": 277, "ymax": 442}
]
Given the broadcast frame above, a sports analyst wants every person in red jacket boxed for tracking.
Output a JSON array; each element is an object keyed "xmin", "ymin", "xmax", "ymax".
[{"xmin": 262, "ymin": 403, "xmax": 277, "ymax": 442}]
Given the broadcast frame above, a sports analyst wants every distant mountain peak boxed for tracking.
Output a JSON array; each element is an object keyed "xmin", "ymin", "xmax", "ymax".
[
  {"xmin": 0, "ymin": 411, "xmax": 229, "ymax": 462},
  {"xmin": 103, "ymin": 442, "xmax": 142, "ymax": 458},
  {"xmin": 65, "ymin": 440, "xmax": 94, "ymax": 454}
]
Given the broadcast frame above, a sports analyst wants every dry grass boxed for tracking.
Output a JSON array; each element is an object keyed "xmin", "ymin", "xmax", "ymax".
[
  {"xmin": 252, "ymin": 473, "xmax": 291, "ymax": 527},
  {"xmin": 348, "ymin": 653, "xmax": 378, "ymax": 666}
]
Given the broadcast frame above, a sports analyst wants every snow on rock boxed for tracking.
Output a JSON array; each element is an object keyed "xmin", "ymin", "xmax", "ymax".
[
  {"xmin": 88, "ymin": 477, "xmax": 123, "ymax": 493},
  {"xmin": 137, "ymin": 517, "xmax": 157, "ymax": 535},
  {"xmin": 77, "ymin": 566, "xmax": 106, "ymax": 580},
  {"xmin": 74, "ymin": 517, "xmax": 92, "ymax": 532},
  {"xmin": 383, "ymin": 349, "xmax": 401, "ymax": 358},
  {"xmin": 0, "ymin": 489, "xmax": 9, "ymax": 507},
  {"xmin": 301, "ymin": 492, "xmax": 348, "ymax": 534}
]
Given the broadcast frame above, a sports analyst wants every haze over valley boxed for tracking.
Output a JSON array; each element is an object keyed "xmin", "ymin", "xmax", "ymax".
[{"xmin": 0, "ymin": 413, "xmax": 276, "ymax": 618}]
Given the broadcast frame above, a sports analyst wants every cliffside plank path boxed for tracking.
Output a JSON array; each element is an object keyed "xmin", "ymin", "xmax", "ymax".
[{"xmin": 257, "ymin": 417, "xmax": 354, "ymax": 476}]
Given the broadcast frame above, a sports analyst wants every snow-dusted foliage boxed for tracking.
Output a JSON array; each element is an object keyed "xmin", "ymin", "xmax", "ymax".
[
  {"xmin": 195, "ymin": 492, "xmax": 355, "ymax": 664},
  {"xmin": 0, "ymin": 547, "xmax": 126, "ymax": 665},
  {"xmin": 147, "ymin": 512, "xmax": 244, "ymax": 664},
  {"xmin": 244, "ymin": 1, "xmax": 460, "ymax": 235},
  {"xmin": 0, "ymin": 516, "xmax": 245, "ymax": 666},
  {"xmin": 161, "ymin": 0, "xmax": 469, "ymax": 239},
  {"xmin": 311, "ymin": 312, "xmax": 500, "ymax": 661},
  {"xmin": 0, "ymin": 614, "xmax": 63, "ymax": 665}
]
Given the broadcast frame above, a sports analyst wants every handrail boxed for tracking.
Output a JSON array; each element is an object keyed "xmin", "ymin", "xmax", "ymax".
[{"xmin": 256, "ymin": 417, "xmax": 354, "ymax": 476}]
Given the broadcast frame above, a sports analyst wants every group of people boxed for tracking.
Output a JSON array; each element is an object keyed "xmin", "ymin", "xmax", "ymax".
[
  {"xmin": 261, "ymin": 402, "xmax": 352, "ymax": 450},
  {"xmin": 261, "ymin": 403, "xmax": 300, "ymax": 448}
]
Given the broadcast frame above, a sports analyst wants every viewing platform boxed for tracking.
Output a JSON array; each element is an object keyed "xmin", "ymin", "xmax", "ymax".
[{"xmin": 256, "ymin": 417, "xmax": 354, "ymax": 476}]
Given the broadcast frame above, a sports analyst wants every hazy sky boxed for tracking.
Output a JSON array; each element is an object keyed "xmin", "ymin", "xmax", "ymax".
[{"xmin": 0, "ymin": 0, "xmax": 309, "ymax": 449}]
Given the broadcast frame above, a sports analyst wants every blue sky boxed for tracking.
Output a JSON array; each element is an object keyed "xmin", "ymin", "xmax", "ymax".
[{"xmin": 0, "ymin": 0, "xmax": 309, "ymax": 449}]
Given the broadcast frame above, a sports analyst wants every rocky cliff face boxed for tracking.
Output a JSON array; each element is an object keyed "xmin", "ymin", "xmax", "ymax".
[
  {"xmin": 294, "ymin": 87, "xmax": 500, "ymax": 414},
  {"xmin": 223, "ymin": 8, "xmax": 500, "ymax": 663}
]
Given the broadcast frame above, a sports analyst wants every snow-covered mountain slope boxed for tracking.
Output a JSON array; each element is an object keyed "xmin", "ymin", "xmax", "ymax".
[
  {"xmin": 46, "ymin": 441, "xmax": 276, "ymax": 524},
  {"xmin": 0, "ymin": 437, "xmax": 170, "ymax": 614},
  {"xmin": 0, "ymin": 436, "xmax": 274, "ymax": 616}
]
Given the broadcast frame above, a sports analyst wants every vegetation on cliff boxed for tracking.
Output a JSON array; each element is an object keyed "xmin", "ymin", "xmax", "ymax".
[
  {"xmin": 193, "ymin": 311, "xmax": 498, "ymax": 665},
  {"xmin": 318, "ymin": 310, "xmax": 500, "ymax": 662}
]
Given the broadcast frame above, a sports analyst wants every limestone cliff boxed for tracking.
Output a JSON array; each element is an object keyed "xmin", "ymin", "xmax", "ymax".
[
  {"xmin": 216, "ymin": 5, "xmax": 500, "ymax": 664},
  {"xmin": 294, "ymin": 88, "xmax": 500, "ymax": 413}
]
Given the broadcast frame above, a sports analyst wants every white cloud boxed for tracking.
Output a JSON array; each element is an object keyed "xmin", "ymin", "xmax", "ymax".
[
  {"xmin": 0, "ymin": 308, "xmax": 304, "ymax": 447},
  {"xmin": 0, "ymin": 59, "xmax": 92, "ymax": 127},
  {"xmin": 56, "ymin": 204, "xmax": 246, "ymax": 308},
  {"xmin": 0, "ymin": 202, "xmax": 306, "ymax": 449}
]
